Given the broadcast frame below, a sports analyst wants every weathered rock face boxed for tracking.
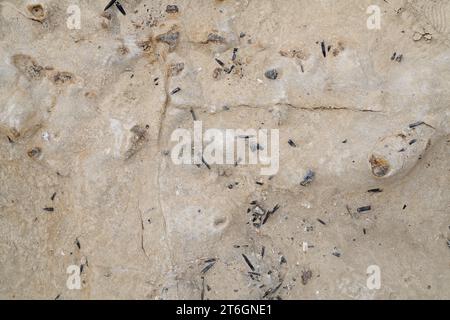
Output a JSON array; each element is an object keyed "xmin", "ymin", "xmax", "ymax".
[{"xmin": 0, "ymin": 0, "xmax": 449, "ymax": 299}]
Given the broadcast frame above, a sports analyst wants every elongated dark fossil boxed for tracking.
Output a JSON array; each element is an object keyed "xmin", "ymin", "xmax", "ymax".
[{"xmin": 104, "ymin": 0, "xmax": 126, "ymax": 16}]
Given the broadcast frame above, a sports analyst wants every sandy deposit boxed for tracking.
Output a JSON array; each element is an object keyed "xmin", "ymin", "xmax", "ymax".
[{"xmin": 0, "ymin": 0, "xmax": 449, "ymax": 299}]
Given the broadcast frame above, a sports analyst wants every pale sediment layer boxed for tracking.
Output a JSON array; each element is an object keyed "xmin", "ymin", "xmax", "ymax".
[{"xmin": 0, "ymin": 0, "xmax": 449, "ymax": 299}]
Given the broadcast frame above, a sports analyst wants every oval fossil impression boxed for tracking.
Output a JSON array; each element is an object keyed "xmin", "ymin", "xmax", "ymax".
[
  {"xmin": 368, "ymin": 127, "xmax": 434, "ymax": 179},
  {"xmin": 27, "ymin": 4, "xmax": 47, "ymax": 22}
]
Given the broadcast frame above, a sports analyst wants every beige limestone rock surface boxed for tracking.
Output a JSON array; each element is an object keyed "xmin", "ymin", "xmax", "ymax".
[{"xmin": 0, "ymin": 0, "xmax": 449, "ymax": 299}]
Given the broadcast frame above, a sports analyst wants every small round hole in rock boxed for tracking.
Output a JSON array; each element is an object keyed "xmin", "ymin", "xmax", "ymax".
[{"xmin": 27, "ymin": 4, "xmax": 47, "ymax": 21}]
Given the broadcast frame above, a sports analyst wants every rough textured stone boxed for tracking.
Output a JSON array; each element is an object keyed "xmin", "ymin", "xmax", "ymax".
[{"xmin": 0, "ymin": 0, "xmax": 449, "ymax": 300}]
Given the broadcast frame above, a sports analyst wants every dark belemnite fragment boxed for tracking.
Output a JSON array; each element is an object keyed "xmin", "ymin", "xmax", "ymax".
[
  {"xmin": 201, "ymin": 261, "xmax": 216, "ymax": 274},
  {"xmin": 357, "ymin": 205, "xmax": 371, "ymax": 213},
  {"xmin": 262, "ymin": 204, "xmax": 280, "ymax": 225},
  {"xmin": 264, "ymin": 69, "xmax": 278, "ymax": 80},
  {"xmin": 43, "ymin": 207, "xmax": 54, "ymax": 212},
  {"xmin": 232, "ymin": 48, "xmax": 238, "ymax": 61},
  {"xmin": 409, "ymin": 121, "xmax": 425, "ymax": 128},
  {"xmin": 242, "ymin": 254, "xmax": 255, "ymax": 271},
  {"xmin": 224, "ymin": 65, "xmax": 235, "ymax": 74},
  {"xmin": 190, "ymin": 108, "xmax": 197, "ymax": 120},
  {"xmin": 288, "ymin": 139, "xmax": 297, "ymax": 147},
  {"xmin": 263, "ymin": 282, "xmax": 283, "ymax": 298},
  {"xmin": 368, "ymin": 188, "xmax": 383, "ymax": 193},
  {"xmin": 391, "ymin": 52, "xmax": 403, "ymax": 62},
  {"xmin": 115, "ymin": 2, "xmax": 126, "ymax": 15},
  {"xmin": 104, "ymin": 0, "xmax": 117, "ymax": 11},
  {"xmin": 207, "ymin": 33, "xmax": 225, "ymax": 43},
  {"xmin": 215, "ymin": 58, "xmax": 225, "ymax": 67},
  {"xmin": 170, "ymin": 87, "xmax": 181, "ymax": 95},
  {"xmin": 321, "ymin": 41, "xmax": 327, "ymax": 57},
  {"xmin": 200, "ymin": 277, "xmax": 205, "ymax": 300},
  {"xmin": 271, "ymin": 204, "xmax": 280, "ymax": 214},
  {"xmin": 105, "ymin": 1, "xmax": 126, "ymax": 15}
]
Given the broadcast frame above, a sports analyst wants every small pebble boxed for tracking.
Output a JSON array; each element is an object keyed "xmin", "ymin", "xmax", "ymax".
[
  {"xmin": 264, "ymin": 69, "xmax": 278, "ymax": 80},
  {"xmin": 166, "ymin": 5, "xmax": 179, "ymax": 13}
]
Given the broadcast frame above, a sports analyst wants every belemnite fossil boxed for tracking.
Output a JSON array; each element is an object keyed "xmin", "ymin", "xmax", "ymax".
[{"xmin": 104, "ymin": 0, "xmax": 126, "ymax": 16}]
